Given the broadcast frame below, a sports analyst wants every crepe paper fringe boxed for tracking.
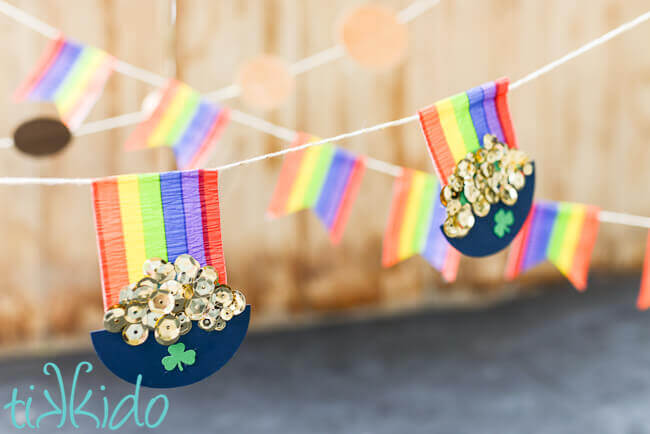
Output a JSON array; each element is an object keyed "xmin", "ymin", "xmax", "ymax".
[
  {"xmin": 267, "ymin": 133, "xmax": 366, "ymax": 244},
  {"xmin": 636, "ymin": 231, "xmax": 650, "ymax": 310},
  {"xmin": 13, "ymin": 35, "xmax": 115, "ymax": 129},
  {"xmin": 382, "ymin": 168, "xmax": 460, "ymax": 282},
  {"xmin": 505, "ymin": 201, "xmax": 600, "ymax": 291},
  {"xmin": 124, "ymin": 80, "xmax": 230, "ymax": 170},
  {"xmin": 92, "ymin": 169, "xmax": 226, "ymax": 310},
  {"xmin": 417, "ymin": 77, "xmax": 517, "ymax": 185}
]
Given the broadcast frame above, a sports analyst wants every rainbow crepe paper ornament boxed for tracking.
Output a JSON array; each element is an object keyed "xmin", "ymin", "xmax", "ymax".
[
  {"xmin": 505, "ymin": 201, "xmax": 600, "ymax": 291},
  {"xmin": 635, "ymin": 231, "xmax": 650, "ymax": 310},
  {"xmin": 125, "ymin": 80, "xmax": 230, "ymax": 170},
  {"xmin": 91, "ymin": 169, "xmax": 249, "ymax": 388},
  {"xmin": 382, "ymin": 168, "xmax": 461, "ymax": 282},
  {"xmin": 13, "ymin": 35, "xmax": 115, "ymax": 129},
  {"xmin": 267, "ymin": 133, "xmax": 366, "ymax": 244},
  {"xmin": 417, "ymin": 78, "xmax": 534, "ymax": 258}
]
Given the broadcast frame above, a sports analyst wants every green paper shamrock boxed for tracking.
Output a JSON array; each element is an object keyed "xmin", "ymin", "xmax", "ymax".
[
  {"xmin": 493, "ymin": 209, "xmax": 514, "ymax": 238},
  {"xmin": 161, "ymin": 343, "xmax": 196, "ymax": 372}
]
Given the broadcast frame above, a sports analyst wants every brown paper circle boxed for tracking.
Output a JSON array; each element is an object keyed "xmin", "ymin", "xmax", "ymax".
[
  {"xmin": 236, "ymin": 55, "xmax": 294, "ymax": 110},
  {"xmin": 339, "ymin": 4, "xmax": 408, "ymax": 69},
  {"xmin": 13, "ymin": 117, "xmax": 71, "ymax": 157}
]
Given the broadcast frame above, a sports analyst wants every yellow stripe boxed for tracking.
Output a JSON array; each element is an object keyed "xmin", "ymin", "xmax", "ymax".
[
  {"xmin": 398, "ymin": 171, "xmax": 427, "ymax": 260},
  {"xmin": 147, "ymin": 83, "xmax": 193, "ymax": 148},
  {"xmin": 117, "ymin": 175, "xmax": 147, "ymax": 283},
  {"xmin": 286, "ymin": 146, "xmax": 323, "ymax": 213},
  {"xmin": 554, "ymin": 204, "xmax": 586, "ymax": 276},
  {"xmin": 436, "ymin": 99, "xmax": 467, "ymax": 163},
  {"xmin": 56, "ymin": 49, "xmax": 104, "ymax": 115}
]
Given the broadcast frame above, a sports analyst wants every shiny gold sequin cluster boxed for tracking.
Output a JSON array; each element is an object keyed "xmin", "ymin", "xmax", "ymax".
[
  {"xmin": 440, "ymin": 134, "xmax": 533, "ymax": 239},
  {"xmin": 103, "ymin": 255, "xmax": 246, "ymax": 347}
]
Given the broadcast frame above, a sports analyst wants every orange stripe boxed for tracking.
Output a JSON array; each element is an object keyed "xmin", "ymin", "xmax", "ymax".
[
  {"xmin": 566, "ymin": 206, "xmax": 600, "ymax": 291},
  {"xmin": 382, "ymin": 169, "xmax": 413, "ymax": 267},
  {"xmin": 441, "ymin": 247, "xmax": 461, "ymax": 283},
  {"xmin": 14, "ymin": 36, "xmax": 65, "ymax": 101},
  {"xmin": 267, "ymin": 133, "xmax": 311, "ymax": 218},
  {"xmin": 494, "ymin": 77, "xmax": 518, "ymax": 149},
  {"xmin": 329, "ymin": 157, "xmax": 366, "ymax": 245},
  {"xmin": 637, "ymin": 231, "xmax": 650, "ymax": 310},
  {"xmin": 504, "ymin": 206, "xmax": 535, "ymax": 280},
  {"xmin": 418, "ymin": 104, "xmax": 455, "ymax": 185}
]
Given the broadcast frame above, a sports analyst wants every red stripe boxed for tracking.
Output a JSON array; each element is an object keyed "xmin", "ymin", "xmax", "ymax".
[
  {"xmin": 441, "ymin": 246, "xmax": 461, "ymax": 283},
  {"xmin": 92, "ymin": 178, "xmax": 129, "ymax": 310},
  {"xmin": 185, "ymin": 107, "xmax": 231, "ymax": 170},
  {"xmin": 329, "ymin": 157, "xmax": 366, "ymax": 245},
  {"xmin": 382, "ymin": 169, "xmax": 413, "ymax": 267},
  {"xmin": 494, "ymin": 77, "xmax": 518, "ymax": 149},
  {"xmin": 567, "ymin": 206, "xmax": 600, "ymax": 291},
  {"xmin": 198, "ymin": 169, "xmax": 227, "ymax": 284},
  {"xmin": 418, "ymin": 104, "xmax": 455, "ymax": 185},
  {"xmin": 267, "ymin": 132, "xmax": 311, "ymax": 218},
  {"xmin": 504, "ymin": 204, "xmax": 535, "ymax": 280},
  {"xmin": 14, "ymin": 36, "xmax": 65, "ymax": 101},
  {"xmin": 124, "ymin": 79, "xmax": 178, "ymax": 150},
  {"xmin": 637, "ymin": 231, "xmax": 650, "ymax": 310}
]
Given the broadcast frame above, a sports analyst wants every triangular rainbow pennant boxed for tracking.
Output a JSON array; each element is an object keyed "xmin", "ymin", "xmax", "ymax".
[
  {"xmin": 267, "ymin": 133, "xmax": 366, "ymax": 244},
  {"xmin": 505, "ymin": 201, "xmax": 600, "ymax": 290},
  {"xmin": 124, "ymin": 80, "xmax": 230, "ymax": 170},
  {"xmin": 636, "ymin": 231, "xmax": 650, "ymax": 310},
  {"xmin": 91, "ymin": 169, "xmax": 226, "ymax": 310},
  {"xmin": 382, "ymin": 168, "xmax": 461, "ymax": 282},
  {"xmin": 417, "ymin": 77, "xmax": 517, "ymax": 185},
  {"xmin": 13, "ymin": 35, "xmax": 115, "ymax": 129}
]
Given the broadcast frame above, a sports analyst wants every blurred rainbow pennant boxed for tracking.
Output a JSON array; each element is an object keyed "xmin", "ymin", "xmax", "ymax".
[
  {"xmin": 92, "ymin": 169, "xmax": 226, "ymax": 310},
  {"xmin": 382, "ymin": 168, "xmax": 461, "ymax": 282},
  {"xmin": 505, "ymin": 201, "xmax": 600, "ymax": 291},
  {"xmin": 418, "ymin": 77, "xmax": 517, "ymax": 185},
  {"xmin": 125, "ymin": 80, "xmax": 230, "ymax": 170},
  {"xmin": 13, "ymin": 35, "xmax": 115, "ymax": 129},
  {"xmin": 635, "ymin": 231, "xmax": 650, "ymax": 310},
  {"xmin": 267, "ymin": 133, "xmax": 366, "ymax": 244}
]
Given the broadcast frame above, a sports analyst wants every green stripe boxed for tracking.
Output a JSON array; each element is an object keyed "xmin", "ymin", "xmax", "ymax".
[
  {"xmin": 53, "ymin": 47, "xmax": 101, "ymax": 104},
  {"xmin": 165, "ymin": 91, "xmax": 201, "ymax": 146},
  {"xmin": 138, "ymin": 173, "xmax": 168, "ymax": 261},
  {"xmin": 412, "ymin": 176, "xmax": 436, "ymax": 253},
  {"xmin": 451, "ymin": 92, "xmax": 480, "ymax": 154},
  {"xmin": 546, "ymin": 203, "xmax": 572, "ymax": 262},
  {"xmin": 303, "ymin": 144, "xmax": 335, "ymax": 208}
]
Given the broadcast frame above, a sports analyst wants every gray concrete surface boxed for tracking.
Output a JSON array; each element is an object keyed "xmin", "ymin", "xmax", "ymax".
[{"xmin": 0, "ymin": 274, "xmax": 648, "ymax": 433}]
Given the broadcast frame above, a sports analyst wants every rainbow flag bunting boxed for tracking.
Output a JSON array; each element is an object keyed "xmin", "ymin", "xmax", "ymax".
[
  {"xmin": 92, "ymin": 169, "xmax": 226, "ymax": 310},
  {"xmin": 382, "ymin": 168, "xmax": 461, "ymax": 282},
  {"xmin": 505, "ymin": 201, "xmax": 600, "ymax": 291},
  {"xmin": 417, "ymin": 77, "xmax": 517, "ymax": 185},
  {"xmin": 124, "ymin": 80, "xmax": 230, "ymax": 170},
  {"xmin": 636, "ymin": 231, "xmax": 650, "ymax": 310},
  {"xmin": 13, "ymin": 35, "xmax": 115, "ymax": 129},
  {"xmin": 267, "ymin": 133, "xmax": 366, "ymax": 244}
]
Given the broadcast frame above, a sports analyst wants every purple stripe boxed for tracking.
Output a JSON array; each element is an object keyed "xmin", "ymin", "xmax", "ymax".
[
  {"xmin": 521, "ymin": 202, "xmax": 559, "ymax": 271},
  {"xmin": 421, "ymin": 184, "xmax": 448, "ymax": 270},
  {"xmin": 174, "ymin": 102, "xmax": 220, "ymax": 169},
  {"xmin": 181, "ymin": 170, "xmax": 206, "ymax": 266},
  {"xmin": 480, "ymin": 82, "xmax": 505, "ymax": 143},
  {"xmin": 31, "ymin": 41, "xmax": 83, "ymax": 100},
  {"xmin": 466, "ymin": 85, "xmax": 489, "ymax": 145},
  {"xmin": 314, "ymin": 150, "xmax": 356, "ymax": 229}
]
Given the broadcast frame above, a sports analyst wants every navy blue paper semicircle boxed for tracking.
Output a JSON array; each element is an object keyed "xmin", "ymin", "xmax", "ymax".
[
  {"xmin": 91, "ymin": 305, "xmax": 250, "ymax": 389},
  {"xmin": 442, "ymin": 164, "xmax": 535, "ymax": 257}
]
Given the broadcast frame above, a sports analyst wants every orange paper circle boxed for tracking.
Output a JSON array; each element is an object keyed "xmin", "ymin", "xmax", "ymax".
[
  {"xmin": 339, "ymin": 4, "xmax": 408, "ymax": 70},
  {"xmin": 236, "ymin": 55, "xmax": 294, "ymax": 110}
]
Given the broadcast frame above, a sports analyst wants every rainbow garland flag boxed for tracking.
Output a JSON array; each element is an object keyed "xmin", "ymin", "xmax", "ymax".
[
  {"xmin": 92, "ymin": 169, "xmax": 226, "ymax": 310},
  {"xmin": 417, "ymin": 77, "xmax": 517, "ymax": 185},
  {"xmin": 505, "ymin": 201, "xmax": 600, "ymax": 291},
  {"xmin": 267, "ymin": 133, "xmax": 366, "ymax": 244},
  {"xmin": 124, "ymin": 80, "xmax": 230, "ymax": 170},
  {"xmin": 13, "ymin": 35, "xmax": 115, "ymax": 129},
  {"xmin": 382, "ymin": 168, "xmax": 461, "ymax": 282},
  {"xmin": 636, "ymin": 231, "xmax": 650, "ymax": 310}
]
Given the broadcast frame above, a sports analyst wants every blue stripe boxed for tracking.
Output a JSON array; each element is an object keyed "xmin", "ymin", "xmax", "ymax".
[
  {"xmin": 173, "ymin": 102, "xmax": 219, "ymax": 169},
  {"xmin": 160, "ymin": 171, "xmax": 188, "ymax": 263},
  {"xmin": 521, "ymin": 202, "xmax": 558, "ymax": 272},
  {"xmin": 421, "ymin": 184, "xmax": 448, "ymax": 270},
  {"xmin": 313, "ymin": 150, "xmax": 355, "ymax": 229},
  {"xmin": 466, "ymin": 86, "xmax": 489, "ymax": 146},
  {"xmin": 32, "ymin": 41, "xmax": 84, "ymax": 100}
]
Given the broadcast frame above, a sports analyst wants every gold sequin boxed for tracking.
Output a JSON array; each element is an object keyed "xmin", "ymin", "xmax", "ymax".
[
  {"xmin": 154, "ymin": 315, "xmax": 180, "ymax": 346},
  {"xmin": 125, "ymin": 302, "xmax": 146, "ymax": 324},
  {"xmin": 104, "ymin": 306, "xmax": 126, "ymax": 333},
  {"xmin": 122, "ymin": 323, "xmax": 148, "ymax": 346}
]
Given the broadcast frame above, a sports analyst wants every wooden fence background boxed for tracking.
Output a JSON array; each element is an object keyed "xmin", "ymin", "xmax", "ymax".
[{"xmin": 0, "ymin": 0, "xmax": 648, "ymax": 349}]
